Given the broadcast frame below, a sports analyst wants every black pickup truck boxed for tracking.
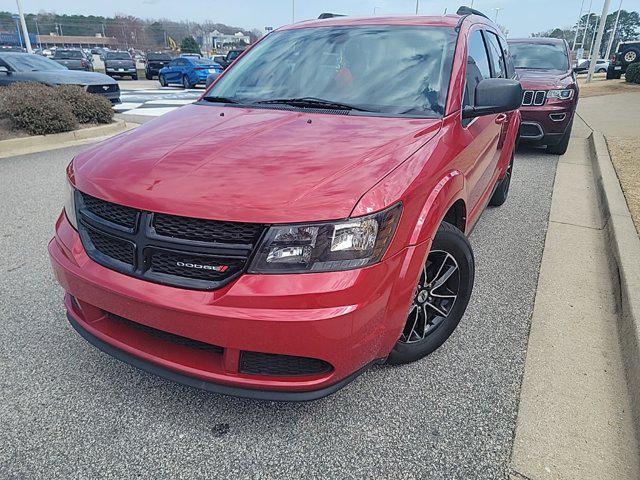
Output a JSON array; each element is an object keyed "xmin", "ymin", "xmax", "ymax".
[
  {"xmin": 104, "ymin": 51, "xmax": 138, "ymax": 80},
  {"xmin": 145, "ymin": 52, "xmax": 172, "ymax": 80},
  {"xmin": 213, "ymin": 49, "xmax": 245, "ymax": 70}
]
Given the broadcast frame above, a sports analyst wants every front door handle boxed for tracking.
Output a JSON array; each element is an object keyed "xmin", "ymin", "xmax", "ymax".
[{"xmin": 495, "ymin": 113, "xmax": 508, "ymax": 124}]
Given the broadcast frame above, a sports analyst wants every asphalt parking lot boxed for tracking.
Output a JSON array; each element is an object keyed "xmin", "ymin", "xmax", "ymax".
[{"xmin": 0, "ymin": 145, "xmax": 557, "ymax": 479}]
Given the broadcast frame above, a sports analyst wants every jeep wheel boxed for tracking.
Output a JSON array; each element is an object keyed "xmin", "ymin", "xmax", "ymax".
[
  {"xmin": 387, "ymin": 222, "xmax": 474, "ymax": 365},
  {"xmin": 623, "ymin": 48, "xmax": 639, "ymax": 65}
]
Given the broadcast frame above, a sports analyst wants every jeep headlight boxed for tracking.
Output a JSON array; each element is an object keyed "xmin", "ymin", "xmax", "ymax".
[
  {"xmin": 64, "ymin": 179, "xmax": 78, "ymax": 230},
  {"xmin": 249, "ymin": 204, "xmax": 402, "ymax": 273},
  {"xmin": 546, "ymin": 89, "xmax": 574, "ymax": 100}
]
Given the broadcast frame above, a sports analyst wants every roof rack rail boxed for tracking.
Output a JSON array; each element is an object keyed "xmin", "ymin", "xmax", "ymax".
[
  {"xmin": 318, "ymin": 13, "xmax": 345, "ymax": 19},
  {"xmin": 456, "ymin": 6, "xmax": 490, "ymax": 20}
]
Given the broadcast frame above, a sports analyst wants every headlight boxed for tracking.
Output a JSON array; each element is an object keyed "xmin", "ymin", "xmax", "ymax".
[
  {"xmin": 249, "ymin": 204, "xmax": 402, "ymax": 273},
  {"xmin": 546, "ymin": 89, "xmax": 574, "ymax": 100},
  {"xmin": 64, "ymin": 179, "xmax": 78, "ymax": 230}
]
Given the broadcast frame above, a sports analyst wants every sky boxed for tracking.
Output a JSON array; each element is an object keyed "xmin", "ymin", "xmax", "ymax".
[{"xmin": 2, "ymin": 0, "xmax": 640, "ymax": 37}]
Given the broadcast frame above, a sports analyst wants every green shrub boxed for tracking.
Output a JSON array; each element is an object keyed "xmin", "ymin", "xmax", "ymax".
[
  {"xmin": 626, "ymin": 63, "xmax": 640, "ymax": 84},
  {"xmin": 0, "ymin": 82, "xmax": 114, "ymax": 136},
  {"xmin": 0, "ymin": 83, "xmax": 77, "ymax": 135},
  {"xmin": 56, "ymin": 85, "xmax": 114, "ymax": 124}
]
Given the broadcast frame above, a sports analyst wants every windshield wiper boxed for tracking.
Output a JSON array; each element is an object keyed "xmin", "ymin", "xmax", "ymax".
[
  {"xmin": 254, "ymin": 97, "xmax": 369, "ymax": 112},
  {"xmin": 201, "ymin": 96, "xmax": 242, "ymax": 104}
]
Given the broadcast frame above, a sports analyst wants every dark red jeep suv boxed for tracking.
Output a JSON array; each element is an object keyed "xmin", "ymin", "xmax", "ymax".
[
  {"xmin": 508, "ymin": 37, "xmax": 579, "ymax": 155},
  {"xmin": 49, "ymin": 8, "xmax": 522, "ymax": 400}
]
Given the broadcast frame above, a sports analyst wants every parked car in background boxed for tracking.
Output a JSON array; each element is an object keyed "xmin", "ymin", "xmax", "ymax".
[
  {"xmin": 145, "ymin": 52, "xmax": 172, "ymax": 80},
  {"xmin": 0, "ymin": 52, "xmax": 120, "ymax": 103},
  {"xmin": 50, "ymin": 8, "xmax": 522, "ymax": 400},
  {"xmin": 607, "ymin": 41, "xmax": 640, "ymax": 79},
  {"xmin": 574, "ymin": 58, "xmax": 609, "ymax": 74},
  {"xmin": 214, "ymin": 48, "xmax": 245, "ymax": 69},
  {"xmin": 205, "ymin": 71, "xmax": 220, "ymax": 88},
  {"xmin": 104, "ymin": 51, "xmax": 137, "ymax": 80},
  {"xmin": 159, "ymin": 57, "xmax": 223, "ymax": 88},
  {"xmin": 508, "ymin": 37, "xmax": 578, "ymax": 155},
  {"xmin": 52, "ymin": 49, "xmax": 93, "ymax": 71},
  {"xmin": 0, "ymin": 45, "xmax": 25, "ymax": 53}
]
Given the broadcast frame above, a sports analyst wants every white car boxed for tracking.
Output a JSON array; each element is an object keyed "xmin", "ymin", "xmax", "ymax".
[{"xmin": 575, "ymin": 58, "xmax": 609, "ymax": 74}]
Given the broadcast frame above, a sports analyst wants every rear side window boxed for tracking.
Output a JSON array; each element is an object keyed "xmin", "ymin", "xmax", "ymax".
[
  {"xmin": 464, "ymin": 30, "xmax": 491, "ymax": 110},
  {"xmin": 485, "ymin": 32, "xmax": 506, "ymax": 78}
]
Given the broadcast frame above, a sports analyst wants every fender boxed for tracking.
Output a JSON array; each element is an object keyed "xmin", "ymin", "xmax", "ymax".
[{"xmin": 407, "ymin": 171, "xmax": 465, "ymax": 245}]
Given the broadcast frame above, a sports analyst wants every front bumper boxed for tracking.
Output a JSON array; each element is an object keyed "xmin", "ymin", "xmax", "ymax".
[
  {"xmin": 518, "ymin": 103, "xmax": 574, "ymax": 146},
  {"xmin": 49, "ymin": 213, "xmax": 427, "ymax": 400}
]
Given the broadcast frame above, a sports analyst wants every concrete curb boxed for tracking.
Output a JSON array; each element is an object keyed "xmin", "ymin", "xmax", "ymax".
[
  {"xmin": 0, "ymin": 120, "xmax": 135, "ymax": 159},
  {"xmin": 589, "ymin": 131, "xmax": 640, "ymax": 440}
]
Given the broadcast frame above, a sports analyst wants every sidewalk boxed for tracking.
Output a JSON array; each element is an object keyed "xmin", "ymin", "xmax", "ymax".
[{"xmin": 509, "ymin": 114, "xmax": 639, "ymax": 479}]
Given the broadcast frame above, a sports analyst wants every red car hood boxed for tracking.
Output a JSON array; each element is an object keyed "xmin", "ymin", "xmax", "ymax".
[
  {"xmin": 73, "ymin": 104, "xmax": 440, "ymax": 223},
  {"xmin": 516, "ymin": 68, "xmax": 573, "ymax": 90}
]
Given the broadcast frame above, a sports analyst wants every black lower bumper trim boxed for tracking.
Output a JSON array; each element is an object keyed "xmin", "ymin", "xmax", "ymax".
[{"xmin": 67, "ymin": 312, "xmax": 378, "ymax": 402}]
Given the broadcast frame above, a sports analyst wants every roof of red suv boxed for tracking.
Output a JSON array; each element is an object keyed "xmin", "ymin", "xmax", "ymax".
[{"xmin": 281, "ymin": 14, "xmax": 475, "ymax": 30}]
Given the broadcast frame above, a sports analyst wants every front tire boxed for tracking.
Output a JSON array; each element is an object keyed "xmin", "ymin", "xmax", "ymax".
[
  {"xmin": 387, "ymin": 222, "xmax": 475, "ymax": 365},
  {"xmin": 182, "ymin": 75, "xmax": 192, "ymax": 89},
  {"xmin": 132, "ymin": 74, "xmax": 138, "ymax": 81},
  {"xmin": 145, "ymin": 73, "xmax": 153, "ymax": 80},
  {"xmin": 159, "ymin": 74, "xmax": 167, "ymax": 87}
]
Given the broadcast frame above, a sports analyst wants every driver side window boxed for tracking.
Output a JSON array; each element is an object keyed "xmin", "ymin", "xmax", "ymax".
[{"xmin": 463, "ymin": 30, "xmax": 491, "ymax": 125}]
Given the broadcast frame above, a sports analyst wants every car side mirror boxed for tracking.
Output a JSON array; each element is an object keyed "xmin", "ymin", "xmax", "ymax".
[
  {"xmin": 0, "ymin": 66, "xmax": 10, "ymax": 74},
  {"xmin": 462, "ymin": 78, "xmax": 523, "ymax": 119}
]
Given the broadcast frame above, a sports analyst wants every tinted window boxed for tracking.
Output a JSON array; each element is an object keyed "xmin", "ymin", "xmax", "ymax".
[
  {"xmin": 2, "ymin": 53, "xmax": 66, "ymax": 71},
  {"xmin": 509, "ymin": 42, "xmax": 569, "ymax": 70},
  {"xmin": 485, "ymin": 32, "xmax": 506, "ymax": 78},
  {"xmin": 54, "ymin": 50, "xmax": 83, "ymax": 59},
  {"xmin": 464, "ymin": 30, "xmax": 491, "ymax": 109},
  {"xmin": 106, "ymin": 52, "xmax": 132, "ymax": 60},
  {"xmin": 208, "ymin": 26, "xmax": 457, "ymax": 117},
  {"xmin": 498, "ymin": 36, "xmax": 516, "ymax": 78}
]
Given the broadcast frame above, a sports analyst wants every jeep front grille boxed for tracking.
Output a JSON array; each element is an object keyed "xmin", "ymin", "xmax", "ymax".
[
  {"xmin": 75, "ymin": 192, "xmax": 266, "ymax": 290},
  {"xmin": 522, "ymin": 90, "xmax": 546, "ymax": 106}
]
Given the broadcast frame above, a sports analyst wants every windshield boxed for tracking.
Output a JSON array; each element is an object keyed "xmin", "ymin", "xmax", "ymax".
[
  {"xmin": 509, "ymin": 43, "xmax": 569, "ymax": 70},
  {"xmin": 3, "ymin": 54, "xmax": 67, "ymax": 72},
  {"xmin": 207, "ymin": 26, "xmax": 456, "ymax": 117},
  {"xmin": 54, "ymin": 50, "xmax": 83, "ymax": 59},
  {"xmin": 107, "ymin": 52, "xmax": 132, "ymax": 60}
]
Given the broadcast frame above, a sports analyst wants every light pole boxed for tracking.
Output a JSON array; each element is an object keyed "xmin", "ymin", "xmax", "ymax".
[
  {"xmin": 494, "ymin": 8, "xmax": 502, "ymax": 23},
  {"xmin": 415, "ymin": 0, "xmax": 419, "ymax": 15},
  {"xmin": 605, "ymin": 0, "xmax": 623, "ymax": 60},
  {"xmin": 587, "ymin": 0, "xmax": 611, "ymax": 82},
  {"xmin": 15, "ymin": 0, "xmax": 33, "ymax": 53},
  {"xmin": 292, "ymin": 0, "xmax": 295, "ymax": 23},
  {"xmin": 571, "ymin": 0, "xmax": 586, "ymax": 52},
  {"xmin": 373, "ymin": 6, "xmax": 381, "ymax": 15}
]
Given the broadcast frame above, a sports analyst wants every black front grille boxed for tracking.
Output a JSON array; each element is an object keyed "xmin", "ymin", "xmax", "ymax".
[
  {"xmin": 240, "ymin": 352, "xmax": 333, "ymax": 377},
  {"xmin": 108, "ymin": 313, "xmax": 223, "ymax": 353},
  {"xmin": 522, "ymin": 90, "xmax": 546, "ymax": 106},
  {"xmin": 81, "ymin": 192, "xmax": 137, "ymax": 228},
  {"xmin": 87, "ymin": 84, "xmax": 119, "ymax": 94},
  {"xmin": 76, "ymin": 192, "xmax": 266, "ymax": 290},
  {"xmin": 153, "ymin": 213, "xmax": 263, "ymax": 244},
  {"xmin": 83, "ymin": 223, "xmax": 135, "ymax": 265}
]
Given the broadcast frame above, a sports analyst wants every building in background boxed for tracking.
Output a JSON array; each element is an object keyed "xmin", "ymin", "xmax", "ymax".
[
  {"xmin": 37, "ymin": 34, "xmax": 117, "ymax": 49},
  {"xmin": 198, "ymin": 30, "xmax": 250, "ymax": 53}
]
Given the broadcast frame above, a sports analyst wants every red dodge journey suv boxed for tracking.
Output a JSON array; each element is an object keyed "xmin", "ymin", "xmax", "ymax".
[{"xmin": 49, "ymin": 8, "xmax": 522, "ymax": 401}]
